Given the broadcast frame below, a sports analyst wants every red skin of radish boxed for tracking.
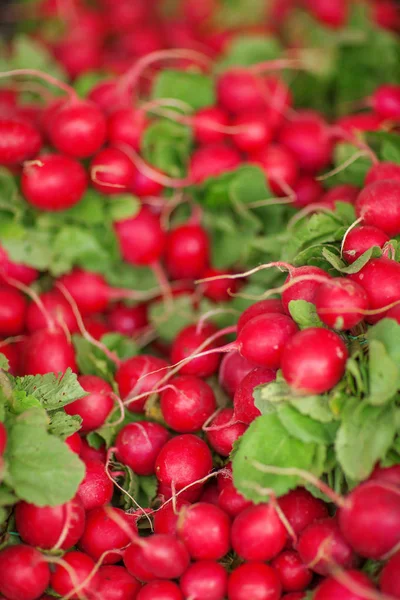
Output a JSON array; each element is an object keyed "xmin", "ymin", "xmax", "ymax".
[
  {"xmin": 79, "ymin": 506, "xmax": 137, "ymax": 564},
  {"xmin": 380, "ymin": 550, "xmax": 400, "ymax": 597},
  {"xmin": 0, "ymin": 287, "xmax": 26, "ymax": 336},
  {"xmin": 342, "ymin": 225, "xmax": 389, "ymax": 264},
  {"xmin": 115, "ymin": 354, "xmax": 169, "ymax": 413},
  {"xmin": 372, "ymin": 84, "xmax": 400, "ymax": 119},
  {"xmin": 90, "ymin": 147, "xmax": 135, "ymax": 194},
  {"xmin": 338, "ymin": 481, "xmax": 400, "ymax": 559},
  {"xmin": 314, "ymin": 277, "xmax": 369, "ymax": 330},
  {"xmin": 369, "ymin": 462, "xmax": 400, "ymax": 485},
  {"xmin": 372, "ymin": 1, "xmax": 400, "ymax": 32},
  {"xmin": 131, "ymin": 534, "xmax": 190, "ymax": 580},
  {"xmin": 365, "ymin": 161, "xmax": 400, "ymax": 185},
  {"xmin": 237, "ymin": 299, "xmax": 284, "ymax": 332},
  {"xmin": 115, "ymin": 421, "xmax": 170, "ymax": 475},
  {"xmin": 292, "ymin": 175, "xmax": 323, "ymax": 208},
  {"xmin": 202, "ymin": 268, "xmax": 241, "ymax": 302},
  {"xmin": 124, "ymin": 542, "xmax": 157, "ymax": 583},
  {"xmin": 84, "ymin": 316, "xmax": 110, "ymax": 339},
  {"xmin": 349, "ymin": 257, "xmax": 400, "ymax": 323},
  {"xmin": 218, "ymin": 351, "xmax": 255, "ymax": 397},
  {"xmin": 306, "ymin": 0, "xmax": 348, "ymax": 28},
  {"xmin": 251, "ymin": 143, "xmax": 299, "ymax": 195},
  {"xmin": 193, "ymin": 107, "xmax": 229, "ymax": 145},
  {"xmin": 180, "ymin": 560, "xmax": 228, "ymax": 600},
  {"xmin": 189, "ymin": 143, "xmax": 242, "ymax": 184},
  {"xmin": 88, "ymin": 80, "xmax": 128, "ymax": 115},
  {"xmin": 170, "ymin": 323, "xmax": 221, "ymax": 378},
  {"xmin": 0, "ymin": 545, "xmax": 50, "ymax": 600},
  {"xmin": 321, "ymin": 184, "xmax": 360, "ymax": 207},
  {"xmin": 206, "ymin": 408, "xmax": 248, "ymax": 456},
  {"xmin": 155, "ymin": 434, "xmax": 213, "ymax": 493},
  {"xmin": 48, "ymin": 100, "xmax": 107, "ymax": 159},
  {"xmin": 278, "ymin": 488, "xmax": 328, "ymax": 539},
  {"xmin": 231, "ymin": 503, "xmax": 287, "ymax": 562},
  {"xmin": 97, "ymin": 565, "xmax": 141, "ymax": 600},
  {"xmin": 0, "ymin": 118, "xmax": 42, "ymax": 166},
  {"xmin": 231, "ymin": 113, "xmax": 274, "ymax": 153},
  {"xmin": 0, "ymin": 245, "xmax": 38, "ymax": 286},
  {"xmin": 80, "ymin": 438, "xmax": 106, "ymax": 463},
  {"xmin": 129, "ymin": 164, "xmax": 164, "ymax": 198},
  {"xmin": 21, "ymin": 329, "xmax": 77, "ymax": 375},
  {"xmin": 55, "ymin": 39, "xmax": 102, "ymax": 79},
  {"xmin": 271, "ymin": 551, "xmax": 312, "ymax": 592},
  {"xmin": 153, "ymin": 498, "xmax": 190, "ymax": 535},
  {"xmin": 58, "ymin": 269, "xmax": 113, "ymax": 316},
  {"xmin": 336, "ymin": 112, "xmax": 384, "ymax": 134},
  {"xmin": 160, "ymin": 375, "xmax": 216, "ymax": 433},
  {"xmin": 356, "ymin": 179, "xmax": 400, "ymax": 237},
  {"xmin": 0, "ymin": 339, "xmax": 19, "ymax": 374},
  {"xmin": 314, "ymin": 569, "xmax": 375, "ymax": 600},
  {"xmin": 282, "ymin": 595, "xmax": 306, "ymax": 600},
  {"xmin": 217, "ymin": 70, "xmax": 268, "ymax": 115},
  {"xmin": 218, "ymin": 479, "xmax": 253, "ymax": 517},
  {"xmin": 228, "ymin": 562, "xmax": 282, "ymax": 600},
  {"xmin": 108, "ymin": 108, "xmax": 147, "ymax": 153},
  {"xmin": 282, "ymin": 265, "xmax": 331, "ymax": 314},
  {"xmin": 234, "ymin": 366, "xmax": 276, "ymax": 424},
  {"xmin": 103, "ymin": 0, "xmax": 150, "ymax": 33},
  {"xmin": 51, "ymin": 551, "xmax": 101, "ymax": 599},
  {"xmin": 137, "ymin": 581, "xmax": 183, "ymax": 600},
  {"xmin": 238, "ymin": 313, "xmax": 298, "ymax": 368},
  {"xmin": 199, "ymin": 481, "xmax": 220, "ymax": 505},
  {"xmin": 77, "ymin": 459, "xmax": 114, "ymax": 510},
  {"xmin": 0, "ymin": 422, "xmax": 7, "ymax": 456},
  {"xmin": 297, "ymin": 517, "xmax": 355, "ymax": 575},
  {"xmin": 15, "ymin": 496, "xmax": 85, "ymax": 550},
  {"xmin": 281, "ymin": 327, "xmax": 348, "ymax": 394},
  {"xmin": 177, "ymin": 502, "xmax": 231, "ymax": 560},
  {"xmin": 65, "ymin": 375, "xmax": 114, "ymax": 433},
  {"xmin": 114, "ymin": 206, "xmax": 166, "ymax": 266},
  {"xmin": 108, "ymin": 302, "xmax": 148, "ymax": 336},
  {"xmin": 279, "ymin": 113, "xmax": 333, "ymax": 173},
  {"xmin": 165, "ymin": 224, "xmax": 209, "ymax": 280},
  {"xmin": 21, "ymin": 153, "xmax": 87, "ymax": 211},
  {"xmin": 65, "ymin": 432, "xmax": 82, "ymax": 455},
  {"xmin": 26, "ymin": 290, "xmax": 78, "ymax": 334}
]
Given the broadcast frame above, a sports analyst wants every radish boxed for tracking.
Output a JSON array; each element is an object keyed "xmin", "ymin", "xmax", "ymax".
[
  {"xmin": 372, "ymin": 84, "xmax": 400, "ymax": 119},
  {"xmin": 0, "ymin": 287, "xmax": 27, "ymax": 336},
  {"xmin": 199, "ymin": 481, "xmax": 220, "ymax": 505},
  {"xmin": 65, "ymin": 432, "xmax": 82, "ymax": 455},
  {"xmin": 202, "ymin": 268, "xmax": 241, "ymax": 302},
  {"xmin": 336, "ymin": 112, "xmax": 384, "ymax": 134},
  {"xmin": 218, "ymin": 351, "xmax": 255, "ymax": 397},
  {"xmin": 55, "ymin": 38, "xmax": 102, "ymax": 79},
  {"xmin": 136, "ymin": 581, "xmax": 183, "ymax": 600},
  {"xmin": 355, "ymin": 179, "xmax": 400, "ymax": 236},
  {"xmin": 228, "ymin": 562, "xmax": 282, "ymax": 600},
  {"xmin": 123, "ymin": 541, "xmax": 156, "ymax": 583},
  {"xmin": 15, "ymin": 496, "xmax": 85, "ymax": 550},
  {"xmin": 21, "ymin": 329, "xmax": 77, "ymax": 375},
  {"xmin": 206, "ymin": 408, "xmax": 248, "ymax": 456},
  {"xmin": 97, "ymin": 565, "xmax": 141, "ymax": 600},
  {"xmin": 79, "ymin": 506, "xmax": 137, "ymax": 564},
  {"xmin": 278, "ymin": 488, "xmax": 328, "ymax": 538},
  {"xmin": 282, "ymin": 595, "xmax": 306, "ymax": 600},
  {"xmin": 193, "ymin": 107, "xmax": 229, "ymax": 145},
  {"xmin": 80, "ymin": 438, "xmax": 107, "ymax": 463},
  {"xmin": 21, "ymin": 154, "xmax": 87, "ymax": 211},
  {"xmin": 170, "ymin": 323, "xmax": 221, "ymax": 378},
  {"xmin": 218, "ymin": 479, "xmax": 253, "ymax": 517},
  {"xmin": 189, "ymin": 143, "xmax": 242, "ymax": 184},
  {"xmin": 365, "ymin": 161, "xmax": 400, "ymax": 185},
  {"xmin": 314, "ymin": 570, "xmax": 375, "ymax": 600},
  {"xmin": 155, "ymin": 434, "xmax": 213, "ymax": 493},
  {"xmin": 349, "ymin": 257, "xmax": 400, "ymax": 322},
  {"xmin": 234, "ymin": 367, "xmax": 276, "ymax": 424},
  {"xmin": 51, "ymin": 551, "xmax": 101, "ymax": 599},
  {"xmin": 338, "ymin": 481, "xmax": 400, "ymax": 559},
  {"xmin": 314, "ymin": 277, "xmax": 369, "ymax": 330},
  {"xmin": 321, "ymin": 184, "xmax": 360, "ymax": 207},
  {"xmin": 64, "ymin": 375, "xmax": 114, "ymax": 433},
  {"xmin": 128, "ymin": 534, "xmax": 190, "ymax": 579},
  {"xmin": 90, "ymin": 147, "xmax": 135, "ymax": 194},
  {"xmin": 342, "ymin": 225, "xmax": 389, "ymax": 264},
  {"xmin": 177, "ymin": 502, "xmax": 231, "ymax": 560},
  {"xmin": 0, "ymin": 245, "xmax": 38, "ymax": 286},
  {"xmin": 298, "ymin": 517, "xmax": 355, "ymax": 575},
  {"xmin": 231, "ymin": 503, "xmax": 287, "ymax": 561},
  {"xmin": 165, "ymin": 224, "xmax": 209, "ymax": 280},
  {"xmin": 282, "ymin": 265, "xmax": 331, "ymax": 314},
  {"xmin": 0, "ymin": 545, "xmax": 50, "ymax": 600},
  {"xmin": 88, "ymin": 80, "xmax": 128, "ymax": 115},
  {"xmin": 77, "ymin": 459, "xmax": 114, "ymax": 510},
  {"xmin": 115, "ymin": 421, "xmax": 170, "ymax": 475},
  {"xmin": 0, "ymin": 118, "xmax": 42, "ymax": 166},
  {"xmin": 129, "ymin": 163, "xmax": 165, "ymax": 197},
  {"xmin": 153, "ymin": 498, "xmax": 190, "ymax": 535},
  {"xmin": 231, "ymin": 113, "xmax": 274, "ymax": 153},
  {"xmin": 115, "ymin": 355, "xmax": 169, "ymax": 413},
  {"xmin": 0, "ymin": 422, "xmax": 7, "ymax": 456},
  {"xmin": 108, "ymin": 108, "xmax": 147, "ymax": 152},
  {"xmin": 380, "ymin": 550, "xmax": 400, "ymax": 598},
  {"xmin": 292, "ymin": 175, "xmax": 323, "ymax": 208},
  {"xmin": 108, "ymin": 302, "xmax": 148, "ymax": 336},
  {"xmin": 369, "ymin": 463, "xmax": 400, "ymax": 485},
  {"xmin": 160, "ymin": 375, "xmax": 216, "ymax": 433},
  {"xmin": 237, "ymin": 299, "xmax": 284, "ymax": 332},
  {"xmin": 306, "ymin": 0, "xmax": 348, "ymax": 28},
  {"xmin": 281, "ymin": 327, "xmax": 348, "ymax": 394},
  {"xmin": 114, "ymin": 206, "xmax": 166, "ymax": 266},
  {"xmin": 279, "ymin": 112, "xmax": 333, "ymax": 173},
  {"xmin": 26, "ymin": 290, "xmax": 78, "ymax": 333},
  {"xmin": 180, "ymin": 560, "xmax": 228, "ymax": 600},
  {"xmin": 251, "ymin": 143, "xmax": 299, "ymax": 195},
  {"xmin": 271, "ymin": 551, "xmax": 312, "ymax": 592}
]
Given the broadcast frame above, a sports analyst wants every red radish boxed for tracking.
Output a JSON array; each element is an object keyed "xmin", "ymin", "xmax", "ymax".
[
  {"xmin": 356, "ymin": 179, "xmax": 400, "ymax": 236},
  {"xmin": 21, "ymin": 329, "xmax": 77, "ymax": 375},
  {"xmin": 193, "ymin": 107, "xmax": 229, "ymax": 145},
  {"xmin": 55, "ymin": 38, "xmax": 102, "ymax": 79},
  {"xmin": 88, "ymin": 80, "xmax": 128, "ymax": 114},
  {"xmin": 206, "ymin": 408, "xmax": 247, "ymax": 456},
  {"xmin": 170, "ymin": 323, "xmax": 221, "ymax": 378},
  {"xmin": 129, "ymin": 163, "xmax": 165, "ymax": 198},
  {"xmin": 321, "ymin": 184, "xmax": 360, "ymax": 207},
  {"xmin": 79, "ymin": 506, "xmax": 137, "ymax": 564},
  {"xmin": 65, "ymin": 432, "xmax": 82, "ymax": 455},
  {"xmin": 189, "ymin": 143, "xmax": 241, "ymax": 184},
  {"xmin": 292, "ymin": 175, "xmax": 323, "ymax": 208},
  {"xmin": 108, "ymin": 302, "xmax": 148, "ymax": 336},
  {"xmin": 365, "ymin": 161, "xmax": 400, "ymax": 185},
  {"xmin": 177, "ymin": 502, "xmax": 231, "ymax": 560},
  {"xmin": 199, "ymin": 481, "xmax": 220, "ymax": 505},
  {"xmin": 65, "ymin": 375, "xmax": 114, "ymax": 433},
  {"xmin": 153, "ymin": 498, "xmax": 190, "ymax": 535},
  {"xmin": 137, "ymin": 581, "xmax": 183, "ymax": 600},
  {"xmin": 218, "ymin": 479, "xmax": 253, "ymax": 517},
  {"xmin": 48, "ymin": 100, "xmax": 107, "ymax": 158},
  {"xmin": 251, "ymin": 143, "xmax": 299, "ymax": 195},
  {"xmin": 160, "ymin": 375, "xmax": 216, "ymax": 433},
  {"xmin": 314, "ymin": 278, "xmax": 369, "ymax": 330},
  {"xmin": 234, "ymin": 366, "xmax": 276, "ymax": 424},
  {"xmin": 97, "ymin": 565, "xmax": 141, "ymax": 600},
  {"xmin": 15, "ymin": 496, "xmax": 85, "ymax": 550},
  {"xmin": 380, "ymin": 550, "xmax": 400, "ymax": 597},
  {"xmin": 342, "ymin": 225, "xmax": 389, "ymax": 264},
  {"xmin": 129, "ymin": 534, "xmax": 190, "ymax": 579},
  {"xmin": 90, "ymin": 147, "xmax": 135, "ymax": 194},
  {"xmin": 51, "ymin": 551, "xmax": 101, "ymax": 599},
  {"xmin": 123, "ymin": 541, "xmax": 157, "ymax": 583},
  {"xmin": 217, "ymin": 70, "xmax": 268, "ymax": 115},
  {"xmin": 282, "ymin": 595, "xmax": 306, "ymax": 600},
  {"xmin": 84, "ymin": 316, "xmax": 112, "ymax": 340},
  {"xmin": 349, "ymin": 257, "xmax": 400, "ymax": 322},
  {"xmin": 0, "ymin": 339, "xmax": 19, "ymax": 374},
  {"xmin": 231, "ymin": 503, "xmax": 287, "ymax": 562},
  {"xmin": 372, "ymin": 84, "xmax": 400, "ymax": 119},
  {"xmin": 116, "ymin": 421, "xmax": 170, "ymax": 475},
  {"xmin": 228, "ymin": 562, "xmax": 282, "ymax": 600},
  {"xmin": 306, "ymin": 0, "xmax": 348, "ymax": 28},
  {"xmin": 0, "ymin": 118, "xmax": 42, "ymax": 166},
  {"xmin": 0, "ymin": 287, "xmax": 26, "ymax": 336},
  {"xmin": 372, "ymin": 1, "xmax": 400, "ymax": 31},
  {"xmin": 369, "ymin": 463, "xmax": 400, "ymax": 485},
  {"xmin": 336, "ymin": 112, "xmax": 384, "ymax": 134},
  {"xmin": 202, "ymin": 268, "xmax": 241, "ymax": 302},
  {"xmin": 338, "ymin": 481, "xmax": 400, "ymax": 559},
  {"xmin": 21, "ymin": 153, "xmax": 87, "ymax": 211},
  {"xmin": 114, "ymin": 206, "xmax": 166, "ymax": 266},
  {"xmin": 298, "ymin": 517, "xmax": 355, "ymax": 575},
  {"xmin": 26, "ymin": 290, "xmax": 78, "ymax": 333},
  {"xmin": 217, "ymin": 463, "xmax": 233, "ymax": 491},
  {"xmin": 0, "ymin": 422, "xmax": 7, "ymax": 456},
  {"xmin": 108, "ymin": 108, "xmax": 147, "ymax": 152},
  {"xmin": 278, "ymin": 488, "xmax": 328, "ymax": 538},
  {"xmin": 272, "ymin": 551, "xmax": 312, "ymax": 592},
  {"xmin": 155, "ymin": 434, "xmax": 213, "ymax": 493},
  {"xmin": 237, "ymin": 299, "xmax": 284, "ymax": 332},
  {"xmin": 115, "ymin": 355, "xmax": 169, "ymax": 412},
  {"xmin": 314, "ymin": 570, "xmax": 375, "ymax": 600},
  {"xmin": 80, "ymin": 438, "xmax": 107, "ymax": 463},
  {"xmin": 231, "ymin": 113, "xmax": 273, "ymax": 153},
  {"xmin": 282, "ymin": 265, "xmax": 331, "ymax": 314},
  {"xmin": 279, "ymin": 113, "xmax": 333, "ymax": 173},
  {"xmin": 0, "ymin": 545, "xmax": 50, "ymax": 600},
  {"xmin": 218, "ymin": 351, "xmax": 255, "ymax": 397},
  {"xmin": 180, "ymin": 560, "xmax": 228, "ymax": 600},
  {"xmin": 0, "ymin": 245, "xmax": 38, "ymax": 286},
  {"xmin": 165, "ymin": 224, "xmax": 209, "ymax": 280},
  {"xmin": 77, "ymin": 459, "xmax": 114, "ymax": 510},
  {"xmin": 238, "ymin": 313, "xmax": 298, "ymax": 368}
]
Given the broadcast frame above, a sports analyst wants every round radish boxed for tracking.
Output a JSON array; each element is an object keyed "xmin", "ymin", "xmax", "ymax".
[
  {"xmin": 165, "ymin": 224, "xmax": 209, "ymax": 280},
  {"xmin": 180, "ymin": 560, "xmax": 228, "ymax": 600},
  {"xmin": 114, "ymin": 206, "xmax": 166, "ymax": 266},
  {"xmin": 380, "ymin": 550, "xmax": 400, "ymax": 598},
  {"xmin": 321, "ymin": 184, "xmax": 360, "ymax": 207},
  {"xmin": 77, "ymin": 459, "xmax": 114, "ymax": 510},
  {"xmin": 282, "ymin": 265, "xmax": 331, "ymax": 314},
  {"xmin": 228, "ymin": 562, "xmax": 282, "ymax": 600},
  {"xmin": 314, "ymin": 570, "xmax": 375, "ymax": 600},
  {"xmin": 234, "ymin": 367, "xmax": 276, "ymax": 424},
  {"xmin": 21, "ymin": 329, "xmax": 77, "ymax": 375},
  {"xmin": 349, "ymin": 257, "xmax": 400, "ymax": 322},
  {"xmin": 65, "ymin": 432, "xmax": 82, "ymax": 455},
  {"xmin": 0, "ymin": 287, "xmax": 27, "ymax": 336},
  {"xmin": 160, "ymin": 375, "xmax": 216, "ymax": 433},
  {"xmin": 314, "ymin": 277, "xmax": 369, "ymax": 330},
  {"xmin": 123, "ymin": 542, "xmax": 155, "ymax": 583},
  {"xmin": 369, "ymin": 463, "xmax": 400, "ymax": 485},
  {"xmin": 237, "ymin": 299, "xmax": 284, "ymax": 332},
  {"xmin": 64, "ymin": 375, "xmax": 114, "ymax": 433},
  {"xmin": 206, "ymin": 408, "xmax": 247, "ymax": 456},
  {"xmin": 251, "ymin": 143, "xmax": 299, "ymax": 195},
  {"xmin": 131, "ymin": 534, "xmax": 190, "ymax": 579},
  {"xmin": 97, "ymin": 565, "xmax": 141, "ymax": 600},
  {"xmin": 279, "ymin": 113, "xmax": 332, "ymax": 173},
  {"xmin": 372, "ymin": 84, "xmax": 400, "ymax": 119},
  {"xmin": 217, "ymin": 70, "xmax": 267, "ymax": 115},
  {"xmin": 365, "ymin": 161, "xmax": 400, "ymax": 185},
  {"xmin": 0, "ymin": 118, "xmax": 42, "ymax": 166},
  {"xmin": 189, "ymin": 143, "xmax": 241, "ymax": 184},
  {"xmin": 356, "ymin": 179, "xmax": 400, "ymax": 236},
  {"xmin": 108, "ymin": 302, "xmax": 148, "ymax": 336},
  {"xmin": 0, "ymin": 245, "xmax": 38, "ymax": 286},
  {"xmin": 170, "ymin": 323, "xmax": 221, "ymax": 378},
  {"xmin": 193, "ymin": 106, "xmax": 229, "ymax": 145},
  {"xmin": 231, "ymin": 113, "xmax": 273, "ymax": 153},
  {"xmin": 306, "ymin": 0, "xmax": 348, "ymax": 28},
  {"xmin": 292, "ymin": 175, "xmax": 323, "ymax": 208},
  {"xmin": 342, "ymin": 225, "xmax": 389, "ymax": 264},
  {"xmin": 202, "ymin": 267, "xmax": 241, "ymax": 302},
  {"xmin": 177, "ymin": 502, "xmax": 231, "ymax": 560},
  {"xmin": 278, "ymin": 488, "xmax": 328, "ymax": 538},
  {"xmin": 218, "ymin": 479, "xmax": 253, "ymax": 517},
  {"xmin": 137, "ymin": 581, "xmax": 183, "ymax": 600},
  {"xmin": 153, "ymin": 498, "xmax": 190, "ymax": 535},
  {"xmin": 108, "ymin": 108, "xmax": 147, "ymax": 152},
  {"xmin": 51, "ymin": 551, "xmax": 101, "ymax": 599},
  {"xmin": 218, "ymin": 351, "xmax": 255, "ymax": 397},
  {"xmin": 231, "ymin": 503, "xmax": 287, "ymax": 561},
  {"xmin": 272, "ymin": 551, "xmax": 312, "ymax": 592},
  {"xmin": 0, "ymin": 545, "xmax": 50, "ymax": 600},
  {"xmin": 80, "ymin": 438, "xmax": 106, "ymax": 463},
  {"xmin": 90, "ymin": 147, "xmax": 134, "ymax": 194},
  {"xmin": 115, "ymin": 354, "xmax": 169, "ymax": 413},
  {"xmin": 116, "ymin": 421, "xmax": 170, "ymax": 475},
  {"xmin": 26, "ymin": 290, "xmax": 78, "ymax": 333}
]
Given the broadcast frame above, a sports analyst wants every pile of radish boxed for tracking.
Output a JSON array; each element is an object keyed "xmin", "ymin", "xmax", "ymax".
[{"xmin": 1, "ymin": 0, "xmax": 400, "ymax": 598}]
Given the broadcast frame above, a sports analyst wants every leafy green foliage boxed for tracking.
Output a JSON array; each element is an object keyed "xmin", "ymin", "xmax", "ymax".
[
  {"xmin": 73, "ymin": 333, "xmax": 138, "ymax": 382},
  {"xmin": 142, "ymin": 119, "xmax": 192, "ymax": 177},
  {"xmin": 152, "ymin": 70, "xmax": 215, "ymax": 110},
  {"xmin": 288, "ymin": 300, "xmax": 324, "ymax": 329},
  {"xmin": 217, "ymin": 34, "xmax": 282, "ymax": 68},
  {"xmin": 14, "ymin": 368, "xmax": 87, "ymax": 411}
]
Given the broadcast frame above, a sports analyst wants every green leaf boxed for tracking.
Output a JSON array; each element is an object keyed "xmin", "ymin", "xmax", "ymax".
[
  {"xmin": 73, "ymin": 333, "xmax": 137, "ymax": 382},
  {"xmin": 0, "ymin": 354, "xmax": 10, "ymax": 372},
  {"xmin": 142, "ymin": 119, "xmax": 192, "ymax": 177},
  {"xmin": 138, "ymin": 475, "xmax": 158, "ymax": 507},
  {"xmin": 14, "ymin": 369, "xmax": 87, "ymax": 411},
  {"xmin": 50, "ymin": 226, "xmax": 112, "ymax": 276},
  {"xmin": 277, "ymin": 405, "xmax": 337, "ymax": 445},
  {"xmin": 330, "ymin": 142, "xmax": 372, "ymax": 187},
  {"xmin": 322, "ymin": 246, "xmax": 382, "ymax": 274},
  {"xmin": 217, "ymin": 34, "xmax": 282, "ymax": 68},
  {"xmin": 382, "ymin": 139, "xmax": 400, "ymax": 164},
  {"xmin": 368, "ymin": 319, "xmax": 400, "ymax": 364},
  {"xmin": 61, "ymin": 189, "xmax": 106, "ymax": 225},
  {"xmin": 48, "ymin": 411, "xmax": 82, "ymax": 440},
  {"xmin": 367, "ymin": 340, "xmax": 400, "ymax": 406},
  {"xmin": 108, "ymin": 195, "xmax": 140, "ymax": 222},
  {"xmin": 149, "ymin": 294, "xmax": 198, "ymax": 342},
  {"xmin": 1, "ymin": 35, "xmax": 66, "ymax": 81},
  {"xmin": 2, "ymin": 231, "xmax": 53, "ymax": 271},
  {"xmin": 9, "ymin": 391, "xmax": 41, "ymax": 415},
  {"xmin": 73, "ymin": 71, "xmax": 105, "ymax": 97},
  {"xmin": 288, "ymin": 300, "xmax": 324, "ymax": 329},
  {"xmin": 152, "ymin": 70, "xmax": 215, "ymax": 110}
]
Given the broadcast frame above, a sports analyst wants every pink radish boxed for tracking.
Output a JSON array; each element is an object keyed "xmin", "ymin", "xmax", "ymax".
[
  {"xmin": 314, "ymin": 570, "xmax": 375, "ymax": 600},
  {"xmin": 282, "ymin": 265, "xmax": 331, "ymax": 314},
  {"xmin": 314, "ymin": 277, "xmax": 369, "ymax": 330},
  {"xmin": 26, "ymin": 289, "xmax": 78, "ymax": 333},
  {"xmin": 321, "ymin": 184, "xmax": 359, "ymax": 207},
  {"xmin": 180, "ymin": 561, "xmax": 228, "ymax": 600},
  {"xmin": 234, "ymin": 367, "xmax": 276, "ymax": 424},
  {"xmin": 51, "ymin": 551, "xmax": 101, "ymax": 599},
  {"xmin": 108, "ymin": 108, "xmax": 147, "ymax": 152},
  {"xmin": 292, "ymin": 175, "xmax": 323, "ymax": 208},
  {"xmin": 278, "ymin": 488, "xmax": 328, "ymax": 538},
  {"xmin": 170, "ymin": 323, "xmax": 221, "ymax": 378},
  {"xmin": 372, "ymin": 84, "xmax": 400, "ymax": 119},
  {"xmin": 0, "ymin": 545, "xmax": 50, "ymax": 600},
  {"xmin": 271, "ymin": 551, "xmax": 312, "ymax": 592},
  {"xmin": 0, "ymin": 118, "xmax": 42, "ymax": 166},
  {"xmin": 115, "ymin": 355, "xmax": 169, "ymax": 413},
  {"xmin": 206, "ymin": 408, "xmax": 247, "ymax": 456},
  {"xmin": 137, "ymin": 581, "xmax": 183, "ymax": 600},
  {"xmin": 237, "ymin": 298, "xmax": 284, "ymax": 332},
  {"xmin": 153, "ymin": 498, "xmax": 190, "ymax": 535},
  {"xmin": 116, "ymin": 421, "xmax": 170, "ymax": 475},
  {"xmin": 177, "ymin": 502, "xmax": 231, "ymax": 560},
  {"xmin": 228, "ymin": 562, "xmax": 282, "ymax": 600},
  {"xmin": 218, "ymin": 351, "xmax": 255, "ymax": 397},
  {"xmin": 380, "ymin": 550, "xmax": 400, "ymax": 598},
  {"xmin": 64, "ymin": 375, "xmax": 114, "ymax": 433},
  {"xmin": 193, "ymin": 106, "xmax": 229, "ymax": 145},
  {"xmin": 21, "ymin": 329, "xmax": 77, "ymax": 375},
  {"xmin": 114, "ymin": 206, "xmax": 166, "ymax": 266},
  {"xmin": 189, "ymin": 143, "xmax": 241, "ymax": 184},
  {"xmin": 231, "ymin": 503, "xmax": 287, "ymax": 561},
  {"xmin": 108, "ymin": 302, "xmax": 148, "ymax": 336},
  {"xmin": 218, "ymin": 479, "xmax": 253, "ymax": 517},
  {"xmin": 365, "ymin": 161, "xmax": 400, "ymax": 185},
  {"xmin": 342, "ymin": 225, "xmax": 389, "ymax": 264},
  {"xmin": 0, "ymin": 245, "xmax": 38, "ymax": 286},
  {"xmin": 0, "ymin": 287, "xmax": 27, "ymax": 336},
  {"xmin": 165, "ymin": 224, "xmax": 209, "ymax": 280},
  {"xmin": 160, "ymin": 375, "xmax": 216, "ymax": 433},
  {"xmin": 251, "ymin": 143, "xmax": 299, "ymax": 195},
  {"xmin": 279, "ymin": 112, "xmax": 333, "ymax": 173},
  {"xmin": 202, "ymin": 267, "xmax": 241, "ymax": 302},
  {"xmin": 129, "ymin": 534, "xmax": 190, "ymax": 580},
  {"xmin": 77, "ymin": 459, "xmax": 114, "ymax": 510},
  {"xmin": 349, "ymin": 257, "xmax": 400, "ymax": 322},
  {"xmin": 97, "ymin": 565, "xmax": 141, "ymax": 600},
  {"xmin": 355, "ymin": 179, "xmax": 400, "ymax": 236},
  {"xmin": 90, "ymin": 147, "xmax": 135, "ymax": 194}
]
